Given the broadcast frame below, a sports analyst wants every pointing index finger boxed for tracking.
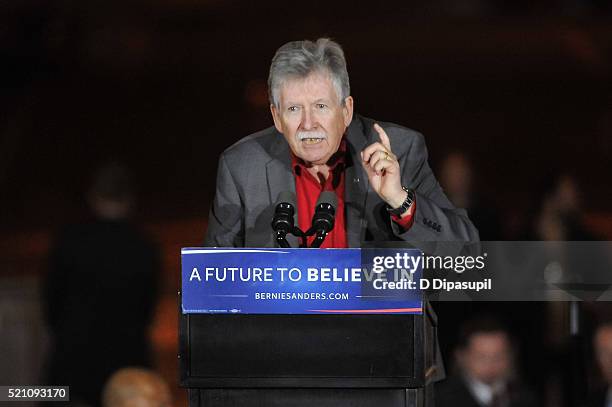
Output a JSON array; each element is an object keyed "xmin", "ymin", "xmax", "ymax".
[{"xmin": 374, "ymin": 123, "xmax": 392, "ymax": 151}]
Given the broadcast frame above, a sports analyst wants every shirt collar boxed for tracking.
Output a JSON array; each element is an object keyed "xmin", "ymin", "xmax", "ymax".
[{"xmin": 465, "ymin": 375, "xmax": 507, "ymax": 406}]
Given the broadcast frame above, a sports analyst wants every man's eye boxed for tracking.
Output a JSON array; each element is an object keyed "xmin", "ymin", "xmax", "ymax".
[
  {"xmin": 288, "ymin": 106, "xmax": 299, "ymax": 112},
  {"xmin": 316, "ymin": 104, "xmax": 327, "ymax": 109}
]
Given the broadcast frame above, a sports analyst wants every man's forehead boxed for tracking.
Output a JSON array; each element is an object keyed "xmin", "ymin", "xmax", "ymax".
[
  {"xmin": 278, "ymin": 72, "xmax": 339, "ymax": 102},
  {"xmin": 468, "ymin": 331, "xmax": 509, "ymax": 347}
]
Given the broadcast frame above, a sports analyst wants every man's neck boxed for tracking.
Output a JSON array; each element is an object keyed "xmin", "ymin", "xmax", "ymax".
[
  {"xmin": 291, "ymin": 136, "xmax": 347, "ymax": 184},
  {"xmin": 306, "ymin": 165, "xmax": 330, "ymax": 183}
]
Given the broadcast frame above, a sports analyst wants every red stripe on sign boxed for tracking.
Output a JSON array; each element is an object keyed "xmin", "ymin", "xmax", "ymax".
[{"xmin": 308, "ymin": 308, "xmax": 422, "ymax": 313}]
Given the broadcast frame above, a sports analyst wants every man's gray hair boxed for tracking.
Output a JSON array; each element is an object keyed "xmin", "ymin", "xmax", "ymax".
[{"xmin": 268, "ymin": 38, "xmax": 350, "ymax": 108}]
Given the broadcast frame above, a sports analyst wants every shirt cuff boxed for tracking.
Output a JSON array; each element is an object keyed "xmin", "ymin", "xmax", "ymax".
[{"xmin": 391, "ymin": 199, "xmax": 416, "ymax": 231}]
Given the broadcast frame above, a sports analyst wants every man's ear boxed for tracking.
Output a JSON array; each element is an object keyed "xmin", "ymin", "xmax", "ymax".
[
  {"xmin": 343, "ymin": 96, "xmax": 354, "ymax": 127},
  {"xmin": 270, "ymin": 104, "xmax": 283, "ymax": 134}
]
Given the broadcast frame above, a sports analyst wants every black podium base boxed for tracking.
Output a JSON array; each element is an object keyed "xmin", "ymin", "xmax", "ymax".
[{"xmin": 189, "ymin": 387, "xmax": 433, "ymax": 407}]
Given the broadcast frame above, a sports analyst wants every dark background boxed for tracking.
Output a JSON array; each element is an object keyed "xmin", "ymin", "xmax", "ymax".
[
  {"xmin": 1, "ymin": 1, "xmax": 611, "ymax": 406},
  {"xmin": 1, "ymin": 0, "xmax": 611, "ymax": 233}
]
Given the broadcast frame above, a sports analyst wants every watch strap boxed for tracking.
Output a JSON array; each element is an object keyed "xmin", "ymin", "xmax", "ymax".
[{"xmin": 386, "ymin": 186, "xmax": 415, "ymax": 216}]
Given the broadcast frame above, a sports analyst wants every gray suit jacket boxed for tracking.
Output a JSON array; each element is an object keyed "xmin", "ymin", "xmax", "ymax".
[{"xmin": 205, "ymin": 115, "xmax": 479, "ymax": 253}]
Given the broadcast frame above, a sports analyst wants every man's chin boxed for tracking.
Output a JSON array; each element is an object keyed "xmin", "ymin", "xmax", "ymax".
[{"xmin": 298, "ymin": 150, "xmax": 331, "ymax": 166}]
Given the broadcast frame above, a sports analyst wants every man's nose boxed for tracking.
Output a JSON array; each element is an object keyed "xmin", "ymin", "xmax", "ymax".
[{"xmin": 301, "ymin": 108, "xmax": 315, "ymax": 130}]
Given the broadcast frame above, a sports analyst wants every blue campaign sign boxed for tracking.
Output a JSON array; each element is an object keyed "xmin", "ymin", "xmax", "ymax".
[{"xmin": 181, "ymin": 248, "xmax": 423, "ymax": 315}]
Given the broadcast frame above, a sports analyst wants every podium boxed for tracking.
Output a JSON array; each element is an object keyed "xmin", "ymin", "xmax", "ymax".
[{"xmin": 179, "ymin": 248, "xmax": 442, "ymax": 407}]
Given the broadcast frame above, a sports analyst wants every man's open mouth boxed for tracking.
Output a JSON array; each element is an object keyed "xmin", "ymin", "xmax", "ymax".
[
  {"xmin": 297, "ymin": 131, "xmax": 326, "ymax": 145},
  {"xmin": 302, "ymin": 138, "xmax": 324, "ymax": 144}
]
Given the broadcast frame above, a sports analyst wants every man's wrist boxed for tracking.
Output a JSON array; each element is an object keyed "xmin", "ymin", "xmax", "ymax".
[
  {"xmin": 386, "ymin": 187, "xmax": 415, "ymax": 216},
  {"xmin": 388, "ymin": 189, "xmax": 409, "ymax": 210}
]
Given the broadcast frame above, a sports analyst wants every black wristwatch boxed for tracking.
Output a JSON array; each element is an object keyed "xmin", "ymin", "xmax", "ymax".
[{"xmin": 386, "ymin": 186, "xmax": 415, "ymax": 216}]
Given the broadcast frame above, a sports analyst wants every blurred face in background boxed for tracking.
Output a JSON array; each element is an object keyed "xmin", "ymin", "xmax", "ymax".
[
  {"xmin": 271, "ymin": 70, "xmax": 353, "ymax": 166},
  {"xmin": 458, "ymin": 331, "xmax": 512, "ymax": 385},
  {"xmin": 439, "ymin": 152, "xmax": 473, "ymax": 208},
  {"xmin": 595, "ymin": 325, "xmax": 612, "ymax": 384},
  {"xmin": 555, "ymin": 175, "xmax": 580, "ymax": 213}
]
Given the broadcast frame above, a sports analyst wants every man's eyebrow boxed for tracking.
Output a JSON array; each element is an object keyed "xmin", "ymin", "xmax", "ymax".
[{"xmin": 282, "ymin": 98, "xmax": 333, "ymax": 106}]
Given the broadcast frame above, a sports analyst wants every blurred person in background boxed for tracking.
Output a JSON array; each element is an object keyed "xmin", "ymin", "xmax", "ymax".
[
  {"xmin": 436, "ymin": 151, "xmax": 505, "ymax": 382},
  {"xmin": 515, "ymin": 172, "xmax": 603, "ymax": 407},
  {"xmin": 43, "ymin": 163, "xmax": 161, "ymax": 407},
  {"xmin": 436, "ymin": 317, "xmax": 536, "ymax": 407},
  {"xmin": 438, "ymin": 151, "xmax": 502, "ymax": 241},
  {"xmin": 586, "ymin": 321, "xmax": 612, "ymax": 407},
  {"xmin": 527, "ymin": 172, "xmax": 599, "ymax": 241},
  {"xmin": 102, "ymin": 367, "xmax": 172, "ymax": 407}
]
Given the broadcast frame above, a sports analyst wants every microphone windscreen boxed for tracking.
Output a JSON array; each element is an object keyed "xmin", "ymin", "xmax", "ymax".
[
  {"xmin": 316, "ymin": 191, "xmax": 337, "ymax": 210},
  {"xmin": 276, "ymin": 191, "xmax": 296, "ymax": 207}
]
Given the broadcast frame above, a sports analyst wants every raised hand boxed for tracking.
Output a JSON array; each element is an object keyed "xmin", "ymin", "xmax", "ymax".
[{"xmin": 360, "ymin": 123, "xmax": 407, "ymax": 209}]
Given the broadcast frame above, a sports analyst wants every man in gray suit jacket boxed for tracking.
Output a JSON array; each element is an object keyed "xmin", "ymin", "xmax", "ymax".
[{"xmin": 205, "ymin": 38, "xmax": 479, "ymax": 252}]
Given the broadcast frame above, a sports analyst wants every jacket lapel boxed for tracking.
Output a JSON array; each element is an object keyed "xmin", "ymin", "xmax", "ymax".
[{"xmin": 345, "ymin": 117, "xmax": 371, "ymax": 247}]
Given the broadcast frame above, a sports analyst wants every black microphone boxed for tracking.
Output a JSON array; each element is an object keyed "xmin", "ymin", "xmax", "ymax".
[
  {"xmin": 309, "ymin": 191, "xmax": 337, "ymax": 248},
  {"xmin": 271, "ymin": 191, "xmax": 296, "ymax": 248}
]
